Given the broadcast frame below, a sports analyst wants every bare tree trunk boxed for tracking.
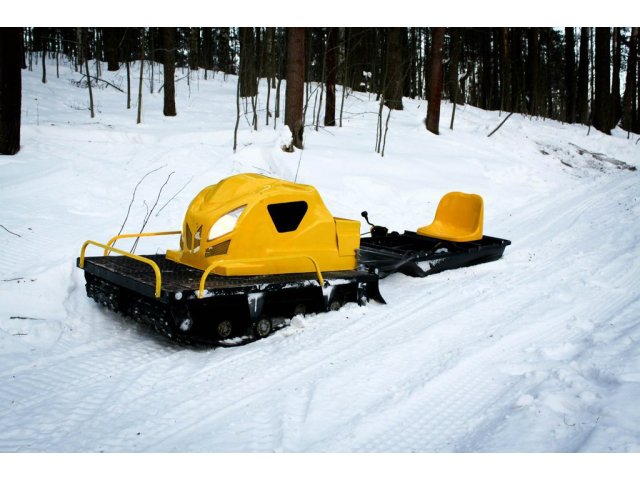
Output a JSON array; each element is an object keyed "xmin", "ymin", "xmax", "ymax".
[
  {"xmin": 564, "ymin": 27, "xmax": 577, "ymax": 123},
  {"xmin": 137, "ymin": 30, "xmax": 144, "ymax": 124},
  {"xmin": 315, "ymin": 30, "xmax": 327, "ymax": 132},
  {"xmin": 448, "ymin": 28, "xmax": 462, "ymax": 104},
  {"xmin": 339, "ymin": 28, "xmax": 349, "ymax": 127},
  {"xmin": 41, "ymin": 42, "xmax": 47, "ymax": 84},
  {"xmin": 233, "ymin": 75, "xmax": 240, "ymax": 152},
  {"xmin": 85, "ymin": 54, "xmax": 95, "ymax": 118},
  {"xmin": 126, "ymin": 59, "xmax": 131, "ymax": 109},
  {"xmin": 149, "ymin": 31, "xmax": 155, "ymax": 94},
  {"xmin": 593, "ymin": 27, "xmax": 612, "ymax": 134},
  {"xmin": 239, "ymin": 28, "xmax": 257, "ymax": 98},
  {"xmin": 526, "ymin": 27, "xmax": 539, "ymax": 115},
  {"xmin": 622, "ymin": 27, "xmax": 638, "ymax": 134},
  {"xmin": 611, "ymin": 27, "xmax": 622, "ymax": 127},
  {"xmin": 577, "ymin": 27, "xmax": 590, "ymax": 124},
  {"xmin": 426, "ymin": 27, "xmax": 445, "ymax": 135},
  {"xmin": 189, "ymin": 27, "xmax": 199, "ymax": 71},
  {"xmin": 500, "ymin": 27, "xmax": 511, "ymax": 113},
  {"xmin": 384, "ymin": 27, "xmax": 404, "ymax": 110},
  {"xmin": 79, "ymin": 28, "xmax": 95, "ymax": 118},
  {"xmin": 104, "ymin": 27, "xmax": 120, "ymax": 71},
  {"xmin": 161, "ymin": 27, "xmax": 176, "ymax": 117},
  {"xmin": 0, "ymin": 27, "xmax": 22, "ymax": 155},
  {"xmin": 274, "ymin": 76, "xmax": 282, "ymax": 129},
  {"xmin": 265, "ymin": 27, "xmax": 274, "ymax": 126},
  {"xmin": 324, "ymin": 27, "xmax": 337, "ymax": 126},
  {"xmin": 285, "ymin": 27, "xmax": 305, "ymax": 149}
]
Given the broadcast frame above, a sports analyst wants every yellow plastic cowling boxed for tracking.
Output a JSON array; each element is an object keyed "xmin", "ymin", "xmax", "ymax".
[
  {"xmin": 166, "ymin": 174, "xmax": 360, "ymax": 276},
  {"xmin": 417, "ymin": 192, "xmax": 484, "ymax": 242}
]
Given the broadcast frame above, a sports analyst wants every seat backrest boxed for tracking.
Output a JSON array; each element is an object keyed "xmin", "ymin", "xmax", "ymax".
[{"xmin": 417, "ymin": 192, "xmax": 484, "ymax": 242}]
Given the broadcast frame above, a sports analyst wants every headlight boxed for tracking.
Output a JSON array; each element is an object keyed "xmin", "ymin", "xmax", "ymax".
[{"xmin": 208, "ymin": 205, "xmax": 246, "ymax": 241}]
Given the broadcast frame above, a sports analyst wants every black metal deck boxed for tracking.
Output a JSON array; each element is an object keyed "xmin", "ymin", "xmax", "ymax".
[{"xmin": 79, "ymin": 254, "xmax": 379, "ymax": 302}]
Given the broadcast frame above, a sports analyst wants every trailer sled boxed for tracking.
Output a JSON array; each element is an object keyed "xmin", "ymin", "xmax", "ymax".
[{"xmin": 358, "ymin": 191, "xmax": 511, "ymax": 277}]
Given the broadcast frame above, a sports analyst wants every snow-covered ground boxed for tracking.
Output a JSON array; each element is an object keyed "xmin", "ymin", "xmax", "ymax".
[{"xmin": 1, "ymin": 56, "xmax": 640, "ymax": 462}]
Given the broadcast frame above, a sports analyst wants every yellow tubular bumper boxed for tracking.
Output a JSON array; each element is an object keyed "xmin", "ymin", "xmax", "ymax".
[
  {"xmin": 105, "ymin": 230, "xmax": 181, "ymax": 255},
  {"xmin": 79, "ymin": 240, "xmax": 163, "ymax": 298},
  {"xmin": 198, "ymin": 255, "xmax": 325, "ymax": 299}
]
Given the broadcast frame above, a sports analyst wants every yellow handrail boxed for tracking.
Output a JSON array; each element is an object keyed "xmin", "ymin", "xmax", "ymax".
[
  {"xmin": 79, "ymin": 240, "xmax": 163, "ymax": 298},
  {"xmin": 105, "ymin": 230, "xmax": 181, "ymax": 255},
  {"xmin": 197, "ymin": 255, "xmax": 325, "ymax": 299}
]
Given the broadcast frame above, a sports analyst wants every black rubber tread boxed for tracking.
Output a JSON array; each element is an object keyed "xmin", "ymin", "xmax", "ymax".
[{"xmin": 83, "ymin": 270, "xmax": 379, "ymax": 347}]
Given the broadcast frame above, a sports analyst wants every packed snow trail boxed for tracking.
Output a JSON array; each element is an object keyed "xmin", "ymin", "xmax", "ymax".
[{"xmin": 1, "ymin": 60, "xmax": 639, "ymax": 452}]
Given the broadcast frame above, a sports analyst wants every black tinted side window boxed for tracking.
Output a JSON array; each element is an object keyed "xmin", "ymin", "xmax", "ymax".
[{"xmin": 267, "ymin": 201, "xmax": 308, "ymax": 233}]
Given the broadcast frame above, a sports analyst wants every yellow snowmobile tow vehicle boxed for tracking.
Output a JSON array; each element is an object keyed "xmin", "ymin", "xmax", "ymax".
[
  {"xmin": 77, "ymin": 174, "xmax": 510, "ymax": 345},
  {"xmin": 77, "ymin": 174, "xmax": 384, "ymax": 344}
]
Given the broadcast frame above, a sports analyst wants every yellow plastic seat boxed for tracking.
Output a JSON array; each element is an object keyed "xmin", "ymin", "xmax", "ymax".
[{"xmin": 416, "ymin": 192, "xmax": 484, "ymax": 242}]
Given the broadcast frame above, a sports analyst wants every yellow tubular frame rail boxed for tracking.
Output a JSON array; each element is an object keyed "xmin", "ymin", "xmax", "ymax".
[
  {"xmin": 79, "ymin": 240, "xmax": 164, "ymax": 298},
  {"xmin": 105, "ymin": 231, "xmax": 181, "ymax": 255},
  {"xmin": 198, "ymin": 255, "xmax": 325, "ymax": 299}
]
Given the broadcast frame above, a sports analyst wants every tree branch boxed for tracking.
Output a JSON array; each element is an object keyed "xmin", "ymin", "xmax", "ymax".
[
  {"xmin": 78, "ymin": 72, "xmax": 125, "ymax": 93},
  {"xmin": 131, "ymin": 172, "xmax": 175, "ymax": 253},
  {"xmin": 487, "ymin": 112, "xmax": 514, "ymax": 137},
  {"xmin": 1, "ymin": 224, "xmax": 21, "ymax": 237},
  {"xmin": 116, "ymin": 164, "xmax": 167, "ymax": 242}
]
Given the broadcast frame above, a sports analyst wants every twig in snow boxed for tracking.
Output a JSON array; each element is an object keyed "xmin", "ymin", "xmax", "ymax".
[
  {"xmin": 116, "ymin": 164, "xmax": 167, "ymax": 242},
  {"xmin": 131, "ymin": 172, "xmax": 174, "ymax": 253},
  {"xmin": 487, "ymin": 111, "xmax": 514, "ymax": 138},
  {"xmin": 1, "ymin": 224, "xmax": 21, "ymax": 237},
  {"xmin": 155, "ymin": 176, "xmax": 193, "ymax": 217},
  {"xmin": 381, "ymin": 107, "xmax": 392, "ymax": 157}
]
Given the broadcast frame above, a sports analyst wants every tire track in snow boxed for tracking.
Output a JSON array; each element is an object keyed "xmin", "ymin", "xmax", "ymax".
[
  {"xmin": 318, "ymin": 173, "xmax": 640, "ymax": 451},
  {"xmin": 2, "ymin": 172, "xmax": 637, "ymax": 452}
]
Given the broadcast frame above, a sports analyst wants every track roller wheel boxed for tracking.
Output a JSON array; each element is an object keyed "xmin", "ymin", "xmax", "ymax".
[
  {"xmin": 328, "ymin": 295, "xmax": 344, "ymax": 311},
  {"xmin": 329, "ymin": 300, "xmax": 342, "ymax": 311},
  {"xmin": 217, "ymin": 320, "xmax": 233, "ymax": 339},
  {"xmin": 253, "ymin": 316, "xmax": 272, "ymax": 338}
]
